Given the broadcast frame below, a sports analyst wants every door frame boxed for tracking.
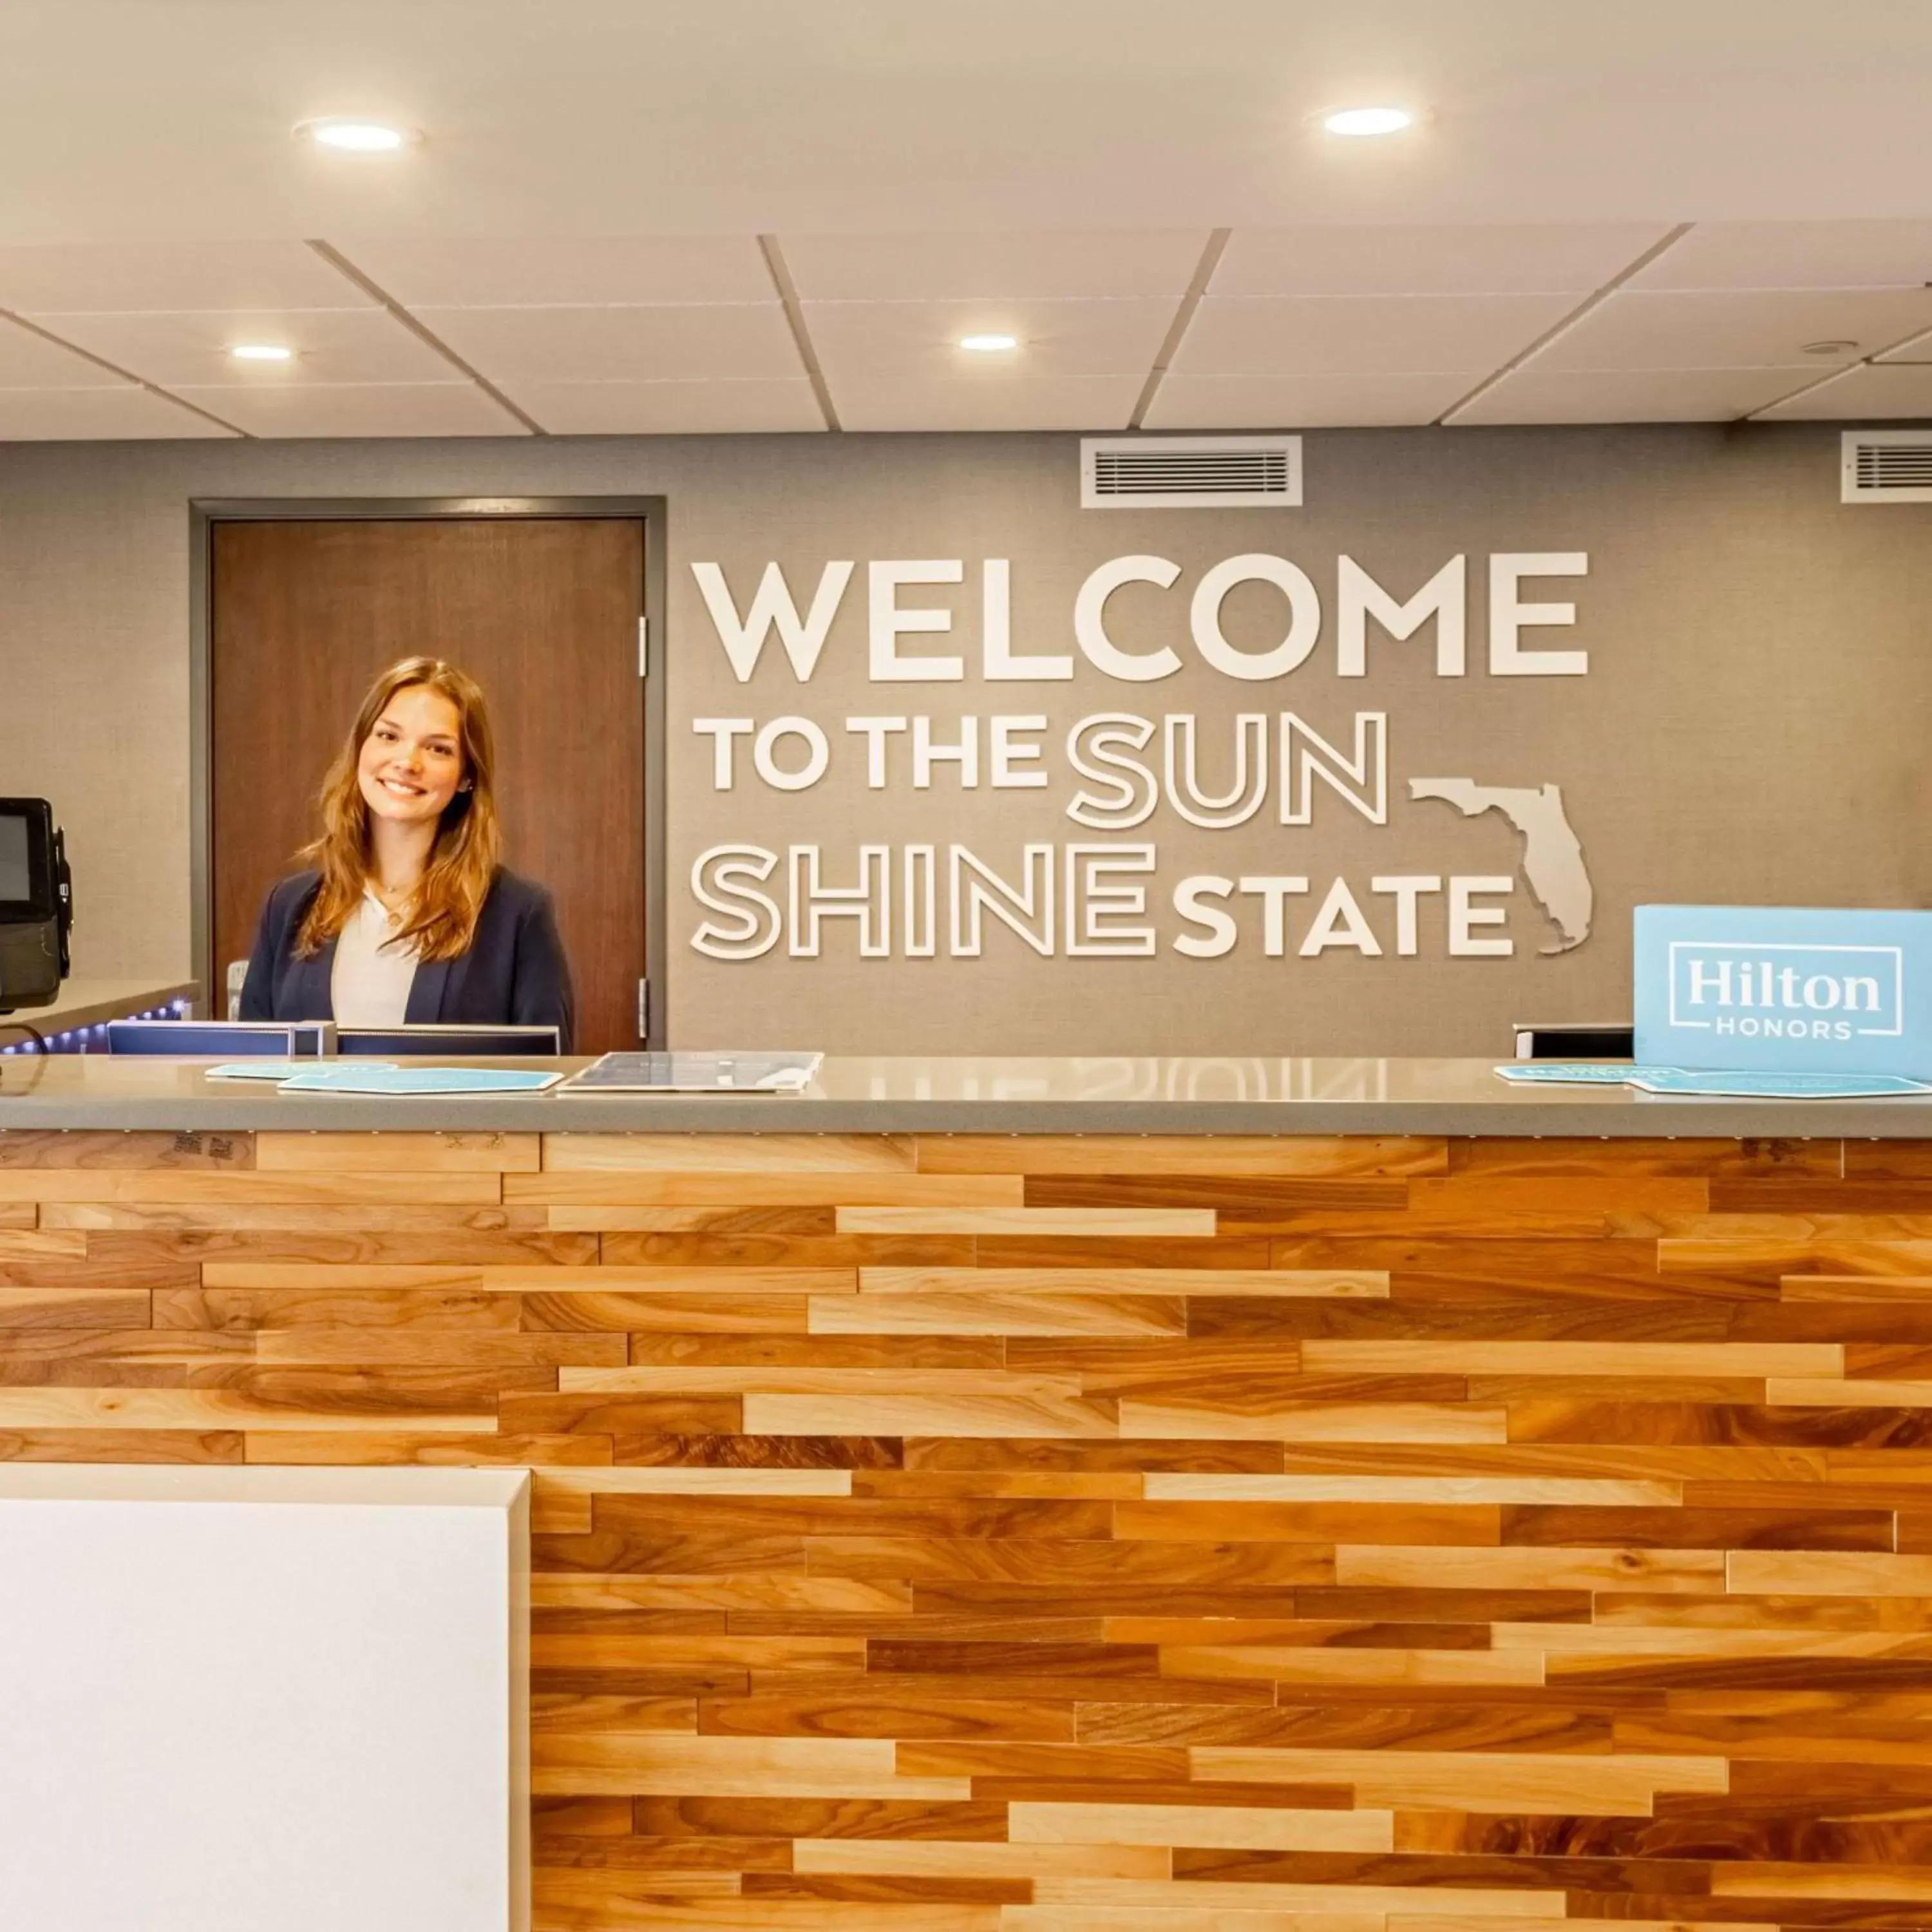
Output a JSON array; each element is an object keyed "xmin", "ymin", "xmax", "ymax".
[{"xmin": 188, "ymin": 495, "xmax": 670, "ymax": 1046}]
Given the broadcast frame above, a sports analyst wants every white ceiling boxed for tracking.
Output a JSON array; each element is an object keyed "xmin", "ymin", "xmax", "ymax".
[{"xmin": 0, "ymin": 0, "xmax": 1928, "ymax": 440}]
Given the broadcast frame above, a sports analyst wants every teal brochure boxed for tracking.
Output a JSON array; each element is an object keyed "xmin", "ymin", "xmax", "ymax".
[
  {"xmin": 1625, "ymin": 1068, "xmax": 1932, "ymax": 1100},
  {"xmin": 276, "ymin": 1066, "xmax": 562, "ymax": 1095},
  {"xmin": 1494, "ymin": 1063, "xmax": 1665, "ymax": 1086}
]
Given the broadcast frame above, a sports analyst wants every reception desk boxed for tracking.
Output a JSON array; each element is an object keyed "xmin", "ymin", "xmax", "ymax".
[{"xmin": 3, "ymin": 1056, "xmax": 1931, "ymax": 1929}]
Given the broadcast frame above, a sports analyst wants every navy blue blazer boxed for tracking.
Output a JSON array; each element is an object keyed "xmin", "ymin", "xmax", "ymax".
[{"xmin": 240, "ymin": 868, "xmax": 576, "ymax": 1052}]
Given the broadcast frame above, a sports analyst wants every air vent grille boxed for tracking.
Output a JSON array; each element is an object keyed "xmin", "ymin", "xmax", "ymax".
[
  {"xmin": 1083, "ymin": 435, "xmax": 1303, "ymax": 509},
  {"xmin": 1842, "ymin": 429, "xmax": 1932, "ymax": 504}
]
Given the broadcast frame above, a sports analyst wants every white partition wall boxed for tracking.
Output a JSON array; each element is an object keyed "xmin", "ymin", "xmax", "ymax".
[{"xmin": 0, "ymin": 1466, "xmax": 530, "ymax": 1932}]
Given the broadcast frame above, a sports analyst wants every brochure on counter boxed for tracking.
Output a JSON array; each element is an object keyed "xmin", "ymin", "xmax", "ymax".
[
  {"xmin": 275, "ymin": 1065, "xmax": 564, "ymax": 1095},
  {"xmin": 201, "ymin": 1054, "xmax": 823, "ymax": 1097},
  {"xmin": 1495, "ymin": 1062, "xmax": 1932, "ymax": 1099}
]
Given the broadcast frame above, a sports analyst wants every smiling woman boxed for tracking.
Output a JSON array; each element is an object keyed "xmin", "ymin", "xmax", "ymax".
[{"xmin": 238, "ymin": 656, "xmax": 575, "ymax": 1048}]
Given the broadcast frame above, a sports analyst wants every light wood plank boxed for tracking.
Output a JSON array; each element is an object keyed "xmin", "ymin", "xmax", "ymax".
[
  {"xmin": 254, "ymin": 1330, "xmax": 626, "ymax": 1367},
  {"xmin": 0, "ymin": 1389, "xmax": 493, "ymax": 1432},
  {"xmin": 530, "ymin": 1733, "xmax": 969, "ymax": 1799},
  {"xmin": 1394, "ymin": 1922, "xmax": 1766, "ymax": 1932},
  {"xmin": 745, "ymin": 1390, "xmax": 1119, "ymax": 1439},
  {"xmin": 558, "ymin": 1367, "xmax": 1090, "ymax": 1397},
  {"xmin": 0, "ymin": 1171, "xmax": 502, "ymax": 1204},
  {"xmin": 913, "ymin": 1134, "xmax": 1448, "ymax": 1177},
  {"xmin": 1302, "ymin": 1340, "xmax": 1844, "ymax": 1378},
  {"xmin": 1032, "ymin": 1879, "xmax": 1564, "ymax": 1915},
  {"xmin": 535, "ymin": 1468, "xmax": 853, "ymax": 1497},
  {"xmin": 1767, "ymin": 1376, "xmax": 1932, "ymax": 1405},
  {"xmin": 1337, "ymin": 1546, "xmax": 1727, "ymax": 1591},
  {"xmin": 200, "ymin": 1262, "xmax": 855, "ymax": 1294},
  {"xmin": 1121, "ymin": 1401, "xmax": 1507, "ymax": 1444},
  {"xmin": 543, "ymin": 1133, "xmax": 918, "ymax": 1173},
  {"xmin": 41, "ymin": 1203, "xmax": 555, "ymax": 1230},
  {"xmin": 793, "ymin": 1839, "xmax": 1168, "ymax": 1879},
  {"xmin": 1730, "ymin": 1551, "xmax": 1932, "ymax": 1595},
  {"xmin": 0, "ymin": 1229, "xmax": 87, "ymax": 1260},
  {"xmin": 1144, "ymin": 1473, "xmax": 1680, "ymax": 1505},
  {"xmin": 1010, "ymin": 1802, "xmax": 1392, "ymax": 1852},
  {"xmin": 811, "ymin": 1293, "xmax": 1185, "ymax": 1337},
  {"xmin": 1005, "ymin": 1913, "xmax": 1379, "ymax": 1932},
  {"xmin": 1159, "ymin": 1645, "xmax": 1545, "ymax": 1686},
  {"xmin": 512, "ymin": 1173, "xmax": 1023, "ymax": 1207},
  {"xmin": 255, "ymin": 1132, "xmax": 540, "ymax": 1172},
  {"xmin": 1188, "ymin": 1747, "xmax": 1728, "ymax": 1812},
  {"xmin": 837, "ymin": 1207, "xmax": 1217, "ymax": 1236},
  {"xmin": 859, "ymin": 1267, "xmax": 1387, "ymax": 1298},
  {"xmin": 535, "ymin": 1889, "xmax": 997, "ymax": 1932}
]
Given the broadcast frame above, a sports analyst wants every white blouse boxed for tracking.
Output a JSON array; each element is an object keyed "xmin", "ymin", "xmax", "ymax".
[{"xmin": 330, "ymin": 886, "xmax": 419, "ymax": 1027}]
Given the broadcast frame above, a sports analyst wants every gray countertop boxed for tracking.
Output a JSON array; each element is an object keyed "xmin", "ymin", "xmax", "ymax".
[
  {"xmin": 0, "ymin": 977, "xmax": 198, "ymax": 1045},
  {"xmin": 2, "ymin": 1053, "xmax": 1929, "ymax": 1136}
]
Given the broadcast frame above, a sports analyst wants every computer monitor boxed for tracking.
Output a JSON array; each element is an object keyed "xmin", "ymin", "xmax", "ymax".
[
  {"xmin": 1512, "ymin": 1021, "xmax": 1635, "ymax": 1061},
  {"xmin": 0, "ymin": 798, "xmax": 73, "ymax": 1014},
  {"xmin": 108, "ymin": 1020, "xmax": 334, "ymax": 1057},
  {"xmin": 335, "ymin": 1023, "xmax": 562, "ymax": 1058}
]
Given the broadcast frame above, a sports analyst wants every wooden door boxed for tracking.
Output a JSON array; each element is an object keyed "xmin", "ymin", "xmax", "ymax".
[{"xmin": 211, "ymin": 517, "xmax": 647, "ymax": 1054}]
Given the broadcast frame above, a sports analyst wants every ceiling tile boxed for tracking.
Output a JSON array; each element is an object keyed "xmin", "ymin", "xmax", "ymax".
[
  {"xmin": 414, "ymin": 303, "xmax": 800, "ymax": 382},
  {"xmin": 0, "ymin": 317, "xmax": 126, "ymax": 387},
  {"xmin": 833, "ymin": 375, "xmax": 1141, "ymax": 432},
  {"xmin": 1145, "ymin": 370, "xmax": 1472, "ymax": 429},
  {"xmin": 1634, "ymin": 221, "xmax": 1932, "ymax": 290},
  {"xmin": 1874, "ymin": 327, "xmax": 1932, "ymax": 364},
  {"xmin": 513, "ymin": 378, "xmax": 824, "ymax": 434},
  {"xmin": 0, "ymin": 242, "xmax": 368, "ymax": 314},
  {"xmin": 1454, "ymin": 365, "xmax": 1816, "ymax": 424},
  {"xmin": 784, "ymin": 231, "xmax": 1208, "ymax": 301},
  {"xmin": 1213, "ymin": 224, "xmax": 1670, "ymax": 297},
  {"xmin": 168, "ymin": 383, "xmax": 525, "ymax": 437},
  {"xmin": 1753, "ymin": 362, "xmax": 1932, "ymax": 420},
  {"xmin": 806, "ymin": 297, "xmax": 1171, "ymax": 383},
  {"xmin": 1176, "ymin": 293, "xmax": 1574, "ymax": 377},
  {"xmin": 26, "ymin": 308, "xmax": 452, "ymax": 386},
  {"xmin": 1533, "ymin": 287, "xmax": 1932, "ymax": 371},
  {"xmin": 333, "ymin": 236, "xmax": 774, "ymax": 307},
  {"xmin": 0, "ymin": 386, "xmax": 235, "ymax": 439}
]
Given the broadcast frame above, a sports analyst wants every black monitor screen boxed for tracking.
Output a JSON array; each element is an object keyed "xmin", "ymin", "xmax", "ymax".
[
  {"xmin": 0, "ymin": 799, "xmax": 55, "ymax": 922},
  {"xmin": 0, "ymin": 813, "xmax": 28, "ymax": 906}
]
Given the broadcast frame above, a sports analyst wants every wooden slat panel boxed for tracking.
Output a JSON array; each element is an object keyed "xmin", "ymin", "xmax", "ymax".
[{"xmin": 3, "ymin": 1120, "xmax": 1931, "ymax": 1924}]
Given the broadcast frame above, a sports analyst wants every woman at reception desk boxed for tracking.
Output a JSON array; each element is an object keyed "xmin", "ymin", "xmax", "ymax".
[{"xmin": 240, "ymin": 657, "xmax": 574, "ymax": 1050}]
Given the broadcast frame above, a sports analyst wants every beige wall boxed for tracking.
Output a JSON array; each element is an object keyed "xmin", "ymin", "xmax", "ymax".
[{"xmin": 2, "ymin": 425, "xmax": 1926, "ymax": 1053}]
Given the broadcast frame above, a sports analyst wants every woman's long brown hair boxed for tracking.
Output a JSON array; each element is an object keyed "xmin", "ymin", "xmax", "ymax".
[{"xmin": 294, "ymin": 658, "xmax": 503, "ymax": 962}]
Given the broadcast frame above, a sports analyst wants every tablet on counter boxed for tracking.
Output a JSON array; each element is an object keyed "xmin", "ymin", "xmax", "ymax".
[{"xmin": 560, "ymin": 1052, "xmax": 823, "ymax": 1094}]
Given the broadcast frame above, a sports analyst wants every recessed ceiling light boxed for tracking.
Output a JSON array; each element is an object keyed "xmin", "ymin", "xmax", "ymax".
[
  {"xmin": 1322, "ymin": 106, "xmax": 1415, "ymax": 137},
  {"xmin": 298, "ymin": 117, "xmax": 417, "ymax": 153},
  {"xmin": 230, "ymin": 344, "xmax": 294, "ymax": 361},
  {"xmin": 959, "ymin": 334, "xmax": 1019, "ymax": 352},
  {"xmin": 1803, "ymin": 339, "xmax": 1859, "ymax": 357}
]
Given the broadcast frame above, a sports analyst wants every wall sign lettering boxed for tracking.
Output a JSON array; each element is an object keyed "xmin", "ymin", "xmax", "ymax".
[{"xmin": 685, "ymin": 553, "xmax": 1596, "ymax": 965}]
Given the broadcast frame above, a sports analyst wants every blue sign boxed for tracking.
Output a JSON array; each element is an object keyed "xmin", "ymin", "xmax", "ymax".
[{"xmin": 1634, "ymin": 905, "xmax": 1932, "ymax": 1079}]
